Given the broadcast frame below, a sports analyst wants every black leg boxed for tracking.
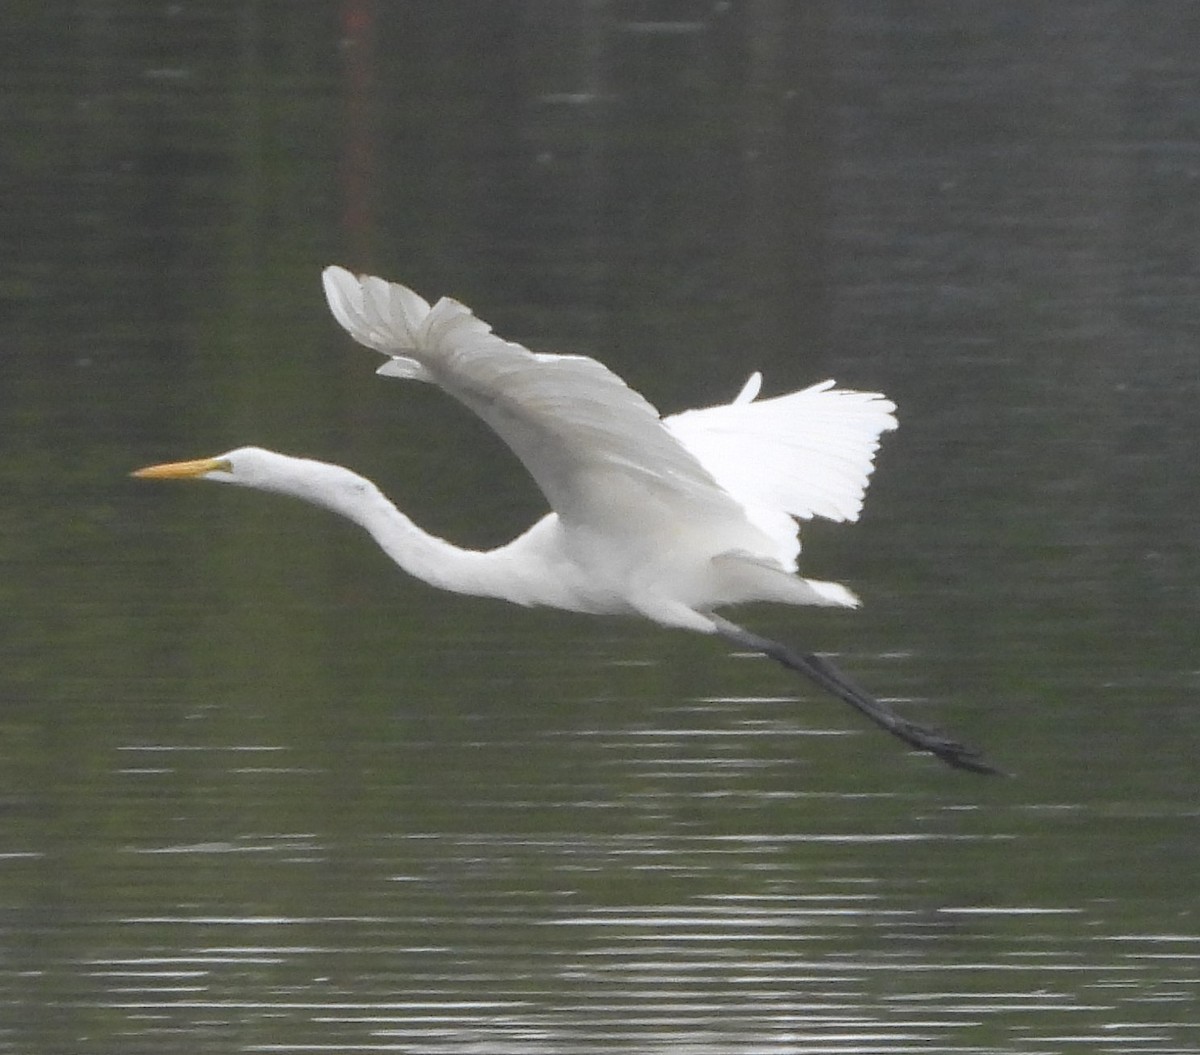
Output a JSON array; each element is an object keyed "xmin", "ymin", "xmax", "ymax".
[{"xmin": 708, "ymin": 614, "xmax": 1004, "ymax": 775}]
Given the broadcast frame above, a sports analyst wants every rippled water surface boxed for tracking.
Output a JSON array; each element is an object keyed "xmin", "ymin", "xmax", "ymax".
[{"xmin": 2, "ymin": 3, "xmax": 1198, "ymax": 1053}]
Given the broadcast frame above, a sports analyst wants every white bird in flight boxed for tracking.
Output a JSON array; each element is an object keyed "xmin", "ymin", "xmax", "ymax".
[{"xmin": 134, "ymin": 267, "xmax": 999, "ymax": 774}]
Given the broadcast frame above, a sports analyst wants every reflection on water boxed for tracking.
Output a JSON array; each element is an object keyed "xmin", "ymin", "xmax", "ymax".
[
  {"xmin": 3, "ymin": 2, "xmax": 1200, "ymax": 1053},
  {"xmin": 4, "ymin": 687, "xmax": 1195, "ymax": 1053},
  {"xmin": 62, "ymin": 827, "xmax": 1200, "ymax": 1053}
]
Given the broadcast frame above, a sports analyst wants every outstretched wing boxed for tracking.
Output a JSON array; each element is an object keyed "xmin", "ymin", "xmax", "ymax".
[
  {"xmin": 321, "ymin": 267, "xmax": 749, "ymax": 536},
  {"xmin": 665, "ymin": 376, "xmax": 898, "ymax": 565}
]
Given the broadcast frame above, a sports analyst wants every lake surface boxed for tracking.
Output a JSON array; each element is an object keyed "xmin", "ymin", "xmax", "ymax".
[{"xmin": 2, "ymin": 3, "xmax": 1198, "ymax": 1052}]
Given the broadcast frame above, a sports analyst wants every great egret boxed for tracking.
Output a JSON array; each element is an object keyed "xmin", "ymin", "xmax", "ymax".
[{"xmin": 133, "ymin": 267, "xmax": 999, "ymax": 775}]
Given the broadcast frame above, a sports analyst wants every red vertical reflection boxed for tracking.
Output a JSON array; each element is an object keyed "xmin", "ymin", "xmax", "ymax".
[{"xmin": 340, "ymin": 0, "xmax": 375, "ymax": 270}]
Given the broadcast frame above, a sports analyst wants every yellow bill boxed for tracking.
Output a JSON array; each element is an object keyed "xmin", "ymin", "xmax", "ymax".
[{"xmin": 131, "ymin": 456, "xmax": 230, "ymax": 480}]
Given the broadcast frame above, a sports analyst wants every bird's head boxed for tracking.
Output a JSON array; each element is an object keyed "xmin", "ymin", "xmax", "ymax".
[
  {"xmin": 130, "ymin": 446, "xmax": 300, "ymax": 490},
  {"xmin": 132, "ymin": 447, "xmax": 374, "ymax": 514}
]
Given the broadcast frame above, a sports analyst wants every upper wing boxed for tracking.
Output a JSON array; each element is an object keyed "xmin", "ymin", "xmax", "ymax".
[
  {"xmin": 321, "ymin": 267, "xmax": 747, "ymax": 534},
  {"xmin": 665, "ymin": 377, "xmax": 898, "ymax": 563}
]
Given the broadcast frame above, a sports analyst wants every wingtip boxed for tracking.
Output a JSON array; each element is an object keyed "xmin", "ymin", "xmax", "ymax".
[
  {"xmin": 321, "ymin": 265, "xmax": 361, "ymax": 335},
  {"xmin": 321, "ymin": 264, "xmax": 357, "ymax": 301}
]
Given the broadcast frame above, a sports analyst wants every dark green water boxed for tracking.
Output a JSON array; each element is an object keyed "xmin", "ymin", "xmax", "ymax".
[{"xmin": 2, "ymin": 3, "xmax": 1198, "ymax": 1052}]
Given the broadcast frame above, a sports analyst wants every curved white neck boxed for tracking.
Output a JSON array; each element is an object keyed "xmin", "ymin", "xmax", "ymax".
[{"xmin": 233, "ymin": 455, "xmax": 526, "ymax": 601}]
